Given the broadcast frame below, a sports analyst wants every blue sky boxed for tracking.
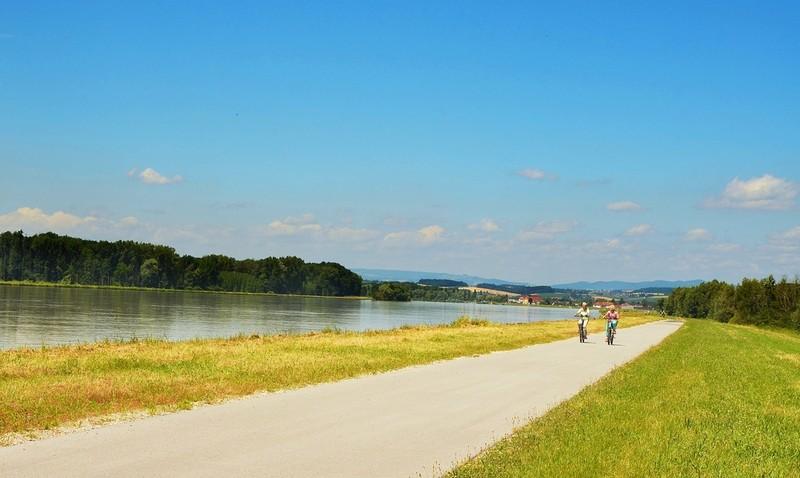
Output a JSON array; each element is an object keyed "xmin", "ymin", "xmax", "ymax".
[{"xmin": 1, "ymin": 1, "xmax": 799, "ymax": 283}]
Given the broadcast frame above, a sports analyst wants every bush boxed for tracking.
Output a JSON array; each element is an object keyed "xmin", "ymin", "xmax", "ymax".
[{"xmin": 450, "ymin": 316, "xmax": 491, "ymax": 327}]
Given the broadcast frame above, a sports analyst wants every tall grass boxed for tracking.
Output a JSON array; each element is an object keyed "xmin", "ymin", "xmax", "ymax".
[
  {"xmin": 0, "ymin": 315, "xmax": 655, "ymax": 441},
  {"xmin": 448, "ymin": 319, "xmax": 800, "ymax": 477}
]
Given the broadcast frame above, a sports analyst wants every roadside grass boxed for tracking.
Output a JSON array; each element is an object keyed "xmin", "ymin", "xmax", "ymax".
[
  {"xmin": 0, "ymin": 314, "xmax": 655, "ymax": 441},
  {"xmin": 447, "ymin": 319, "xmax": 800, "ymax": 478}
]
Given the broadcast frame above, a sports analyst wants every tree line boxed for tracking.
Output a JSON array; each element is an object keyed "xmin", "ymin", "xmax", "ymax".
[
  {"xmin": 661, "ymin": 276, "xmax": 800, "ymax": 330},
  {"xmin": 363, "ymin": 281, "xmax": 509, "ymax": 303},
  {"xmin": 0, "ymin": 231, "xmax": 362, "ymax": 296}
]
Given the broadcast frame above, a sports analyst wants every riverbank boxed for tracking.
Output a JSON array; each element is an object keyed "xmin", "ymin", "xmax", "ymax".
[
  {"xmin": 448, "ymin": 319, "xmax": 800, "ymax": 477},
  {"xmin": 0, "ymin": 314, "xmax": 656, "ymax": 442},
  {"xmin": 0, "ymin": 280, "xmax": 369, "ymax": 300}
]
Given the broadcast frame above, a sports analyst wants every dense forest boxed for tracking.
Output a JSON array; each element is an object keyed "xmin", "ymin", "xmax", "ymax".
[
  {"xmin": 661, "ymin": 276, "xmax": 800, "ymax": 330},
  {"xmin": 0, "ymin": 231, "xmax": 362, "ymax": 296},
  {"xmin": 362, "ymin": 281, "xmax": 508, "ymax": 303},
  {"xmin": 417, "ymin": 279, "xmax": 468, "ymax": 287}
]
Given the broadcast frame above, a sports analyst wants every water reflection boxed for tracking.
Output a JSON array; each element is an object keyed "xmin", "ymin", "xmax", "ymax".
[{"xmin": 0, "ymin": 285, "xmax": 575, "ymax": 349}]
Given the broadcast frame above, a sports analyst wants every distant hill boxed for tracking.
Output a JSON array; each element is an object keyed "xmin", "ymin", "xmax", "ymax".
[
  {"xmin": 418, "ymin": 279, "xmax": 468, "ymax": 288},
  {"xmin": 475, "ymin": 283, "xmax": 554, "ymax": 295},
  {"xmin": 353, "ymin": 269, "xmax": 522, "ymax": 286},
  {"xmin": 553, "ymin": 280, "xmax": 704, "ymax": 291}
]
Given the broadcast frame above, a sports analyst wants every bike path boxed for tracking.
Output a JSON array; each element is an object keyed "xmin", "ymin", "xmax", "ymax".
[{"xmin": 1, "ymin": 320, "xmax": 682, "ymax": 478}]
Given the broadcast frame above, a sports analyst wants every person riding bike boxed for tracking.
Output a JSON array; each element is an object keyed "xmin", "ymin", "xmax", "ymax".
[
  {"xmin": 575, "ymin": 302, "xmax": 591, "ymax": 342},
  {"xmin": 603, "ymin": 304, "xmax": 620, "ymax": 342}
]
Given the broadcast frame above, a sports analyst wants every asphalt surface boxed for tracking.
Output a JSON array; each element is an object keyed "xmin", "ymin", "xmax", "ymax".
[{"xmin": 1, "ymin": 320, "xmax": 682, "ymax": 478}]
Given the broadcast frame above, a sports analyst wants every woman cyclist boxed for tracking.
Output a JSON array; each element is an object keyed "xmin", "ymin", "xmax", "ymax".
[
  {"xmin": 603, "ymin": 304, "xmax": 620, "ymax": 342},
  {"xmin": 575, "ymin": 302, "xmax": 591, "ymax": 342}
]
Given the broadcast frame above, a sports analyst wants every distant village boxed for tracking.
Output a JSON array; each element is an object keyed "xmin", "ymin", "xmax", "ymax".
[{"xmin": 511, "ymin": 294, "xmax": 646, "ymax": 310}]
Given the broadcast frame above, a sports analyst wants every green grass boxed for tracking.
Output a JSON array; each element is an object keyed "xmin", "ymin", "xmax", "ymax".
[
  {"xmin": 447, "ymin": 319, "xmax": 800, "ymax": 478},
  {"xmin": 0, "ymin": 314, "xmax": 656, "ymax": 441}
]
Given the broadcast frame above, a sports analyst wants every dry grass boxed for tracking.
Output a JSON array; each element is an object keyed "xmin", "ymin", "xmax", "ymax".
[{"xmin": 0, "ymin": 314, "xmax": 655, "ymax": 441}]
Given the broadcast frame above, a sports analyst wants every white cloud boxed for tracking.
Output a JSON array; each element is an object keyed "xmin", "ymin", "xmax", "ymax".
[
  {"xmin": 264, "ymin": 214, "xmax": 323, "ymax": 237},
  {"xmin": 765, "ymin": 226, "xmax": 800, "ymax": 255},
  {"xmin": 773, "ymin": 226, "xmax": 800, "ymax": 242},
  {"xmin": 685, "ymin": 228, "xmax": 712, "ymax": 241},
  {"xmin": 517, "ymin": 220, "xmax": 576, "ymax": 241},
  {"xmin": 518, "ymin": 168, "xmax": 557, "ymax": 181},
  {"xmin": 607, "ymin": 201, "xmax": 643, "ymax": 212},
  {"xmin": 263, "ymin": 214, "xmax": 378, "ymax": 242},
  {"xmin": 0, "ymin": 207, "xmax": 145, "ymax": 238},
  {"xmin": 129, "ymin": 167, "xmax": 183, "ymax": 185},
  {"xmin": 580, "ymin": 238, "xmax": 625, "ymax": 254},
  {"xmin": 468, "ymin": 219, "xmax": 500, "ymax": 233},
  {"xmin": 0, "ymin": 207, "xmax": 97, "ymax": 232},
  {"xmin": 624, "ymin": 224, "xmax": 653, "ymax": 236},
  {"xmin": 384, "ymin": 225, "xmax": 445, "ymax": 247},
  {"xmin": 705, "ymin": 174, "xmax": 797, "ymax": 210},
  {"xmin": 119, "ymin": 216, "xmax": 140, "ymax": 227}
]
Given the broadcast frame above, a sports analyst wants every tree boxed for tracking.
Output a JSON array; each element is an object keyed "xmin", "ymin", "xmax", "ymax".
[
  {"xmin": 140, "ymin": 258, "xmax": 160, "ymax": 288},
  {"xmin": 372, "ymin": 283, "xmax": 412, "ymax": 302}
]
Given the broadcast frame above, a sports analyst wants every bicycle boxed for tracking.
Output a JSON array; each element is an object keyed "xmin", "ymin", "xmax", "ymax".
[
  {"xmin": 576, "ymin": 316, "xmax": 589, "ymax": 343},
  {"xmin": 606, "ymin": 321, "xmax": 616, "ymax": 345}
]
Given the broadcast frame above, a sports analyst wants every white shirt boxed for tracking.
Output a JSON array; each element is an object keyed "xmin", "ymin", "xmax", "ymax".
[{"xmin": 576, "ymin": 307, "xmax": 591, "ymax": 321}]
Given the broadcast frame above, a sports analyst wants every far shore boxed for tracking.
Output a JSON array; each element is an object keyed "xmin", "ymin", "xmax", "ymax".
[{"xmin": 0, "ymin": 280, "xmax": 370, "ymax": 301}]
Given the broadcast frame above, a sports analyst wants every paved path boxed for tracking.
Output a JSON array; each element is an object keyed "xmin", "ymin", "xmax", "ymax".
[{"xmin": 1, "ymin": 320, "xmax": 682, "ymax": 478}]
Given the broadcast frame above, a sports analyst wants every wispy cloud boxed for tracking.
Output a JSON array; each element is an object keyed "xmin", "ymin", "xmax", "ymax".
[
  {"xmin": 704, "ymin": 174, "xmax": 797, "ymax": 210},
  {"xmin": 129, "ymin": 167, "xmax": 183, "ymax": 185},
  {"xmin": 624, "ymin": 224, "xmax": 653, "ymax": 236},
  {"xmin": 263, "ymin": 214, "xmax": 378, "ymax": 242},
  {"xmin": 518, "ymin": 168, "xmax": 558, "ymax": 181},
  {"xmin": 468, "ymin": 218, "xmax": 500, "ymax": 233},
  {"xmin": 607, "ymin": 201, "xmax": 643, "ymax": 212},
  {"xmin": 263, "ymin": 214, "xmax": 323, "ymax": 237},
  {"xmin": 685, "ymin": 228, "xmax": 712, "ymax": 241},
  {"xmin": 517, "ymin": 220, "xmax": 576, "ymax": 241},
  {"xmin": 384, "ymin": 225, "xmax": 445, "ymax": 247},
  {"xmin": 707, "ymin": 243, "xmax": 741, "ymax": 253}
]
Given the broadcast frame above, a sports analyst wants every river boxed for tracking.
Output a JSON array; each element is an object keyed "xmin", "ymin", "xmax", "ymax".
[{"xmin": 0, "ymin": 284, "xmax": 580, "ymax": 349}]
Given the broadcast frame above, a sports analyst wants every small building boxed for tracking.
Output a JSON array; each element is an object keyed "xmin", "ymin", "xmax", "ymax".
[{"xmin": 518, "ymin": 294, "xmax": 542, "ymax": 305}]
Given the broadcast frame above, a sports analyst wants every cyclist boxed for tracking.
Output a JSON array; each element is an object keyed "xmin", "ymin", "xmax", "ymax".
[
  {"xmin": 604, "ymin": 304, "xmax": 620, "ymax": 342},
  {"xmin": 575, "ymin": 302, "xmax": 591, "ymax": 342}
]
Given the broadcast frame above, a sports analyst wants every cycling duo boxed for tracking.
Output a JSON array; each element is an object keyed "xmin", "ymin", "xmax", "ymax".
[{"xmin": 575, "ymin": 302, "xmax": 620, "ymax": 344}]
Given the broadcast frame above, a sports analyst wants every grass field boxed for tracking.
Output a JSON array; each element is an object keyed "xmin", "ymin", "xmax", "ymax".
[
  {"xmin": 447, "ymin": 319, "xmax": 800, "ymax": 477},
  {"xmin": 0, "ymin": 314, "xmax": 656, "ymax": 442}
]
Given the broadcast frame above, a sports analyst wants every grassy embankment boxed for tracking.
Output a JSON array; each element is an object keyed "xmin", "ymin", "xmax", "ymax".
[
  {"xmin": 0, "ymin": 314, "xmax": 656, "ymax": 442},
  {"xmin": 448, "ymin": 319, "xmax": 800, "ymax": 477},
  {"xmin": 0, "ymin": 280, "xmax": 369, "ymax": 300}
]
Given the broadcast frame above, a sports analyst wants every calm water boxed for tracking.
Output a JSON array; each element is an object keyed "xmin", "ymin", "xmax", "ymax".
[{"xmin": 0, "ymin": 285, "xmax": 579, "ymax": 350}]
